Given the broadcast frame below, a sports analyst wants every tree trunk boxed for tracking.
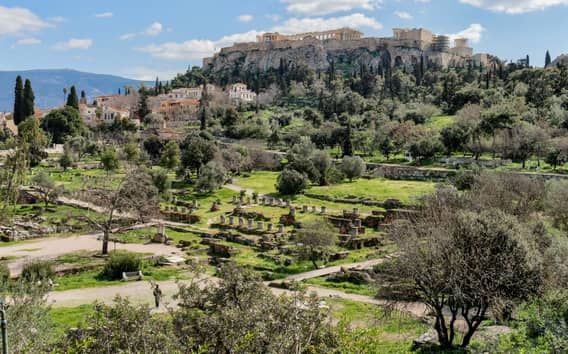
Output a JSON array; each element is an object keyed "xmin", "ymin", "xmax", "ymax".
[{"xmin": 102, "ymin": 229, "xmax": 109, "ymax": 255}]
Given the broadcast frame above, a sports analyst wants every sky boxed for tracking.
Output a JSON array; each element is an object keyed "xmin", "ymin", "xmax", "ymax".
[{"xmin": 1, "ymin": 0, "xmax": 568, "ymax": 80}]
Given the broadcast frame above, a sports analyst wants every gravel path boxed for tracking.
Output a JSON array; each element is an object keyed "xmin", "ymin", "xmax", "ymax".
[{"xmin": 0, "ymin": 225, "xmax": 182, "ymax": 276}]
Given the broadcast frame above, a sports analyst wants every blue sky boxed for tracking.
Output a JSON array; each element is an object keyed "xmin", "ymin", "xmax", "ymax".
[{"xmin": 1, "ymin": 0, "xmax": 568, "ymax": 80}]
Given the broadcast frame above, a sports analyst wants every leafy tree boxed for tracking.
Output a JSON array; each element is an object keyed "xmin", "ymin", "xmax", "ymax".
[
  {"xmin": 13, "ymin": 75, "xmax": 24, "ymax": 125},
  {"xmin": 544, "ymin": 179, "xmax": 568, "ymax": 231},
  {"xmin": 143, "ymin": 136, "xmax": 164, "ymax": 163},
  {"xmin": 160, "ymin": 141, "xmax": 181, "ymax": 171},
  {"xmin": 18, "ymin": 116, "xmax": 48, "ymax": 167},
  {"xmin": 408, "ymin": 135, "xmax": 444, "ymax": 161},
  {"xmin": 31, "ymin": 171, "xmax": 63, "ymax": 208},
  {"xmin": 195, "ymin": 161, "xmax": 227, "ymax": 193},
  {"xmin": 40, "ymin": 106, "xmax": 85, "ymax": 144},
  {"xmin": 180, "ymin": 133, "xmax": 217, "ymax": 175},
  {"xmin": 391, "ymin": 194, "xmax": 543, "ymax": 348},
  {"xmin": 23, "ymin": 79, "xmax": 35, "ymax": 119},
  {"xmin": 100, "ymin": 148, "xmax": 120, "ymax": 175},
  {"xmin": 66, "ymin": 85, "xmax": 79, "ymax": 109},
  {"xmin": 59, "ymin": 151, "xmax": 73, "ymax": 171},
  {"xmin": 340, "ymin": 155, "xmax": 365, "ymax": 182},
  {"xmin": 310, "ymin": 150, "xmax": 332, "ymax": 186},
  {"xmin": 58, "ymin": 297, "xmax": 179, "ymax": 353},
  {"xmin": 172, "ymin": 265, "xmax": 335, "ymax": 353},
  {"xmin": 276, "ymin": 168, "xmax": 308, "ymax": 195},
  {"xmin": 122, "ymin": 142, "xmax": 140, "ymax": 163},
  {"xmin": 296, "ymin": 220, "xmax": 338, "ymax": 269},
  {"xmin": 441, "ymin": 123, "xmax": 471, "ymax": 156}
]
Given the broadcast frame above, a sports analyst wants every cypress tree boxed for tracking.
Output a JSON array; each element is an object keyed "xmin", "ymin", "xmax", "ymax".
[
  {"xmin": 66, "ymin": 86, "xmax": 79, "ymax": 109},
  {"xmin": 545, "ymin": 50, "xmax": 552, "ymax": 68},
  {"xmin": 137, "ymin": 90, "xmax": 150, "ymax": 119},
  {"xmin": 22, "ymin": 79, "xmax": 35, "ymax": 119},
  {"xmin": 199, "ymin": 82, "xmax": 209, "ymax": 130},
  {"xmin": 13, "ymin": 76, "xmax": 24, "ymax": 125}
]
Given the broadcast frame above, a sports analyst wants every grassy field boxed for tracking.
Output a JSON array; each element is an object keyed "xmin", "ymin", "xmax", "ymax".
[
  {"xmin": 425, "ymin": 115, "xmax": 456, "ymax": 131},
  {"xmin": 304, "ymin": 276, "xmax": 378, "ymax": 296},
  {"xmin": 234, "ymin": 172, "xmax": 435, "ymax": 204}
]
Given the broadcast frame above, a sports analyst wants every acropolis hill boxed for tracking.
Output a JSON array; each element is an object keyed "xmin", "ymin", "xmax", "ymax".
[{"xmin": 203, "ymin": 27, "xmax": 493, "ymax": 75}]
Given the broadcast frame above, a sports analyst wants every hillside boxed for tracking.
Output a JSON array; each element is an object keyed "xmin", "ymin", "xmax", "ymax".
[{"xmin": 0, "ymin": 69, "xmax": 150, "ymax": 111}]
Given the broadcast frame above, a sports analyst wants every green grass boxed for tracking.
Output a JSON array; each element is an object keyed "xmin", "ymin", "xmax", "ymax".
[
  {"xmin": 50, "ymin": 305, "xmax": 94, "ymax": 336},
  {"xmin": 311, "ymin": 178, "xmax": 435, "ymax": 204},
  {"xmin": 426, "ymin": 115, "xmax": 456, "ymax": 131},
  {"xmin": 330, "ymin": 299, "xmax": 428, "ymax": 354},
  {"xmin": 235, "ymin": 172, "xmax": 435, "ymax": 205},
  {"xmin": 304, "ymin": 276, "xmax": 378, "ymax": 296}
]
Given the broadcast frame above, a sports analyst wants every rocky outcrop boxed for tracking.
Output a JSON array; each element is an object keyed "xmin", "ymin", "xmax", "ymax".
[{"xmin": 204, "ymin": 38, "xmax": 470, "ymax": 76}]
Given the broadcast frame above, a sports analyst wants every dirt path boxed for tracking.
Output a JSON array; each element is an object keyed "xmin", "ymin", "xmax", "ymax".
[
  {"xmin": 48, "ymin": 278, "xmax": 427, "ymax": 318},
  {"xmin": 280, "ymin": 258, "xmax": 387, "ymax": 282},
  {"xmin": 0, "ymin": 225, "xmax": 182, "ymax": 276}
]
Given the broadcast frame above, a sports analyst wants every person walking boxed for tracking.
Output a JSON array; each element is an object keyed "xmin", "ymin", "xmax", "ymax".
[{"xmin": 153, "ymin": 284, "xmax": 163, "ymax": 309}]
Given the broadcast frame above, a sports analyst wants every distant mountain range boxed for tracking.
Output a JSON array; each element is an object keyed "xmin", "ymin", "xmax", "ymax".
[{"xmin": 0, "ymin": 69, "xmax": 152, "ymax": 112}]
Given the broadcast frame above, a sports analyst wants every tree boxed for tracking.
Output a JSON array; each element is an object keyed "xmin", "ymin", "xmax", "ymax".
[
  {"xmin": 31, "ymin": 172, "xmax": 63, "ymax": 208},
  {"xmin": 83, "ymin": 168, "xmax": 159, "ymax": 254},
  {"xmin": 160, "ymin": 141, "xmax": 181, "ymax": 171},
  {"xmin": 40, "ymin": 106, "xmax": 85, "ymax": 144},
  {"xmin": 408, "ymin": 135, "xmax": 444, "ymax": 162},
  {"xmin": 66, "ymin": 85, "xmax": 79, "ymax": 109},
  {"xmin": 143, "ymin": 136, "xmax": 164, "ymax": 163},
  {"xmin": 180, "ymin": 133, "xmax": 217, "ymax": 175},
  {"xmin": 100, "ymin": 148, "xmax": 120, "ymax": 175},
  {"xmin": 310, "ymin": 150, "xmax": 332, "ymax": 186},
  {"xmin": 544, "ymin": 179, "xmax": 568, "ymax": 231},
  {"xmin": 18, "ymin": 116, "xmax": 48, "ymax": 167},
  {"xmin": 276, "ymin": 168, "xmax": 309, "ymax": 195},
  {"xmin": 340, "ymin": 155, "xmax": 365, "ymax": 182},
  {"xmin": 58, "ymin": 297, "xmax": 179, "ymax": 353},
  {"xmin": 545, "ymin": 50, "xmax": 552, "ymax": 68},
  {"xmin": 23, "ymin": 79, "xmax": 35, "ymax": 119},
  {"xmin": 122, "ymin": 142, "xmax": 140, "ymax": 163},
  {"xmin": 296, "ymin": 220, "xmax": 338, "ymax": 269},
  {"xmin": 137, "ymin": 89, "xmax": 150, "ymax": 120},
  {"xmin": 172, "ymin": 265, "xmax": 334, "ymax": 353},
  {"xmin": 13, "ymin": 75, "xmax": 24, "ymax": 125},
  {"xmin": 59, "ymin": 151, "xmax": 73, "ymax": 171},
  {"xmin": 195, "ymin": 161, "xmax": 227, "ymax": 193},
  {"xmin": 391, "ymin": 194, "xmax": 542, "ymax": 348}
]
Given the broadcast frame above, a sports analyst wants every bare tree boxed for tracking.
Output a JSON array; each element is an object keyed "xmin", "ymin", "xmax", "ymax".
[{"xmin": 82, "ymin": 168, "xmax": 159, "ymax": 255}]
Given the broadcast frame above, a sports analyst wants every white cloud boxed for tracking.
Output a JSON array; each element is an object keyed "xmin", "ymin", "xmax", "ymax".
[
  {"xmin": 238, "ymin": 14, "xmax": 254, "ymax": 22},
  {"xmin": 122, "ymin": 66, "xmax": 179, "ymax": 81},
  {"xmin": 448, "ymin": 23, "xmax": 485, "ymax": 43},
  {"xmin": 145, "ymin": 22, "xmax": 163, "ymax": 36},
  {"xmin": 0, "ymin": 6, "xmax": 50, "ymax": 36},
  {"xmin": 273, "ymin": 13, "xmax": 382, "ymax": 33},
  {"xmin": 95, "ymin": 12, "xmax": 113, "ymax": 18},
  {"xmin": 266, "ymin": 14, "xmax": 281, "ymax": 21},
  {"xmin": 460, "ymin": 0, "xmax": 568, "ymax": 14},
  {"xmin": 120, "ymin": 33, "xmax": 137, "ymax": 41},
  {"xmin": 16, "ymin": 37, "xmax": 41, "ymax": 45},
  {"xmin": 48, "ymin": 16, "xmax": 67, "ymax": 23},
  {"xmin": 54, "ymin": 38, "xmax": 93, "ymax": 50},
  {"xmin": 282, "ymin": 0, "xmax": 380, "ymax": 16},
  {"xmin": 138, "ymin": 30, "xmax": 262, "ymax": 61},
  {"xmin": 138, "ymin": 13, "xmax": 381, "ymax": 62},
  {"xmin": 394, "ymin": 11, "xmax": 413, "ymax": 19}
]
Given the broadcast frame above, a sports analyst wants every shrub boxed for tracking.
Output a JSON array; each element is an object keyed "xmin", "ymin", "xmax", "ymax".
[
  {"xmin": 276, "ymin": 168, "xmax": 309, "ymax": 195},
  {"xmin": 340, "ymin": 156, "xmax": 366, "ymax": 182},
  {"xmin": 21, "ymin": 261, "xmax": 55, "ymax": 282},
  {"xmin": 0, "ymin": 264, "xmax": 10, "ymax": 283},
  {"xmin": 100, "ymin": 252, "xmax": 142, "ymax": 280}
]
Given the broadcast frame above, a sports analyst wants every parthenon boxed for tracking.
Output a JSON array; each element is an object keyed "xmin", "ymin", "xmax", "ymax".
[{"xmin": 256, "ymin": 27, "xmax": 363, "ymax": 43}]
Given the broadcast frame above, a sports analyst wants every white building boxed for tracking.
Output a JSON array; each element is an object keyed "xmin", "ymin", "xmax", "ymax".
[{"xmin": 229, "ymin": 83, "xmax": 257, "ymax": 104}]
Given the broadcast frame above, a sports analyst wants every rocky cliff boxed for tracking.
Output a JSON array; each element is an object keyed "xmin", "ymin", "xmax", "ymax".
[{"xmin": 203, "ymin": 38, "xmax": 471, "ymax": 76}]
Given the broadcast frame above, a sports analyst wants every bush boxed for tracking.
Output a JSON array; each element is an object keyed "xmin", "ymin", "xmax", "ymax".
[
  {"xmin": 0, "ymin": 264, "xmax": 10, "ymax": 283},
  {"xmin": 276, "ymin": 168, "xmax": 309, "ymax": 195},
  {"xmin": 340, "ymin": 156, "xmax": 366, "ymax": 182},
  {"xmin": 100, "ymin": 252, "xmax": 142, "ymax": 280},
  {"xmin": 21, "ymin": 261, "xmax": 55, "ymax": 282}
]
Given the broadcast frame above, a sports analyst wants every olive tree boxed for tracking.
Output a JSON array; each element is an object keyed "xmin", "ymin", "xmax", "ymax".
[
  {"xmin": 295, "ymin": 220, "xmax": 338, "ymax": 269},
  {"xmin": 340, "ymin": 155, "xmax": 366, "ymax": 182},
  {"xmin": 31, "ymin": 171, "xmax": 64, "ymax": 208},
  {"xmin": 391, "ymin": 192, "xmax": 543, "ymax": 348}
]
